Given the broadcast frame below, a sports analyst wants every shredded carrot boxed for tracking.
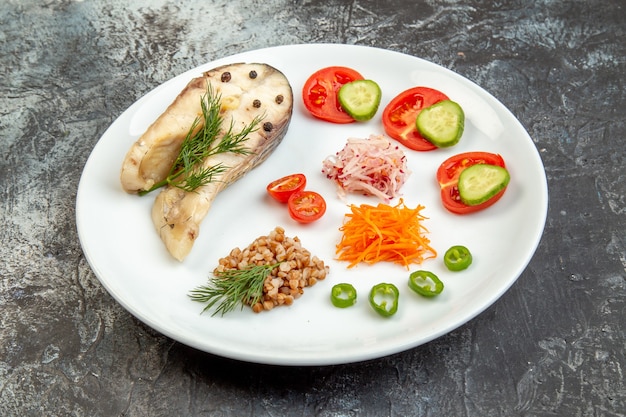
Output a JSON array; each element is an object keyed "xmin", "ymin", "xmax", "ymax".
[{"xmin": 336, "ymin": 199, "xmax": 437, "ymax": 268}]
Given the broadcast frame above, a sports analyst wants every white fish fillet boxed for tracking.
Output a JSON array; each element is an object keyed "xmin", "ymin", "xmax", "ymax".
[{"xmin": 120, "ymin": 63, "xmax": 293, "ymax": 260}]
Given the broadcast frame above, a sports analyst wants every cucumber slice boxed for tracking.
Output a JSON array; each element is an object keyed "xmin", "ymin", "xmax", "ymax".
[
  {"xmin": 416, "ymin": 100, "xmax": 464, "ymax": 147},
  {"xmin": 458, "ymin": 164, "xmax": 510, "ymax": 206},
  {"xmin": 338, "ymin": 79, "xmax": 382, "ymax": 121}
]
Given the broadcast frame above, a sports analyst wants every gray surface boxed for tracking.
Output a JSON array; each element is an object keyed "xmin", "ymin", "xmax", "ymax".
[{"xmin": 1, "ymin": 0, "xmax": 625, "ymax": 415}]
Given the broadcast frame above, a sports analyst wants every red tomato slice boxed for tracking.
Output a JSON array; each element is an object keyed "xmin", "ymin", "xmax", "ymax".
[
  {"xmin": 267, "ymin": 173, "xmax": 307, "ymax": 203},
  {"xmin": 288, "ymin": 190, "xmax": 327, "ymax": 223},
  {"xmin": 382, "ymin": 86, "xmax": 450, "ymax": 151},
  {"xmin": 302, "ymin": 66, "xmax": 364, "ymax": 124},
  {"xmin": 436, "ymin": 152, "xmax": 507, "ymax": 214}
]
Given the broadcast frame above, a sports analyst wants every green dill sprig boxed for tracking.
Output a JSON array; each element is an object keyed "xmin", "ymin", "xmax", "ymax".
[
  {"xmin": 138, "ymin": 84, "xmax": 264, "ymax": 196},
  {"xmin": 189, "ymin": 262, "xmax": 281, "ymax": 316}
]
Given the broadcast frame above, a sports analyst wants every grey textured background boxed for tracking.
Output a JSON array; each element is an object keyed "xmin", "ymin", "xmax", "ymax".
[{"xmin": 1, "ymin": 0, "xmax": 625, "ymax": 416}]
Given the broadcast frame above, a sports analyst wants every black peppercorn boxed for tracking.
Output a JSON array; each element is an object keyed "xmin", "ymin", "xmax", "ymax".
[
  {"xmin": 263, "ymin": 122, "xmax": 273, "ymax": 132},
  {"xmin": 275, "ymin": 95, "xmax": 284, "ymax": 104},
  {"xmin": 249, "ymin": 70, "xmax": 257, "ymax": 79},
  {"xmin": 221, "ymin": 72, "xmax": 231, "ymax": 82},
  {"xmin": 253, "ymin": 99, "xmax": 261, "ymax": 108}
]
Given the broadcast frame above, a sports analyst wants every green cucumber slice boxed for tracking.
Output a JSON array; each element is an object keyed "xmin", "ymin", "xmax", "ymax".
[
  {"xmin": 415, "ymin": 100, "xmax": 465, "ymax": 147},
  {"xmin": 338, "ymin": 79, "xmax": 382, "ymax": 121},
  {"xmin": 458, "ymin": 164, "xmax": 510, "ymax": 206}
]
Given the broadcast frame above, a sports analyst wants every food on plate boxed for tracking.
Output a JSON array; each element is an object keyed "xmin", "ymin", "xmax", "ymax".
[
  {"xmin": 415, "ymin": 100, "xmax": 465, "ymax": 148},
  {"xmin": 337, "ymin": 79, "xmax": 382, "ymax": 121},
  {"xmin": 266, "ymin": 173, "xmax": 307, "ymax": 203},
  {"xmin": 458, "ymin": 164, "xmax": 510, "ymax": 205},
  {"xmin": 436, "ymin": 151, "xmax": 509, "ymax": 214},
  {"xmin": 382, "ymin": 86, "xmax": 450, "ymax": 151},
  {"xmin": 134, "ymin": 84, "xmax": 264, "ymax": 197},
  {"xmin": 408, "ymin": 270, "xmax": 444, "ymax": 297},
  {"xmin": 369, "ymin": 283, "xmax": 400, "ymax": 317},
  {"xmin": 191, "ymin": 262, "xmax": 279, "ymax": 316},
  {"xmin": 266, "ymin": 175, "xmax": 327, "ymax": 223},
  {"xmin": 189, "ymin": 226, "xmax": 329, "ymax": 315},
  {"xmin": 443, "ymin": 245, "xmax": 472, "ymax": 271},
  {"xmin": 335, "ymin": 199, "xmax": 436, "ymax": 268},
  {"xmin": 121, "ymin": 63, "xmax": 293, "ymax": 261},
  {"xmin": 330, "ymin": 283, "xmax": 357, "ymax": 308},
  {"xmin": 321, "ymin": 134, "xmax": 411, "ymax": 202},
  {"xmin": 287, "ymin": 190, "xmax": 327, "ymax": 223},
  {"xmin": 121, "ymin": 63, "xmax": 292, "ymax": 194},
  {"xmin": 302, "ymin": 66, "xmax": 364, "ymax": 123}
]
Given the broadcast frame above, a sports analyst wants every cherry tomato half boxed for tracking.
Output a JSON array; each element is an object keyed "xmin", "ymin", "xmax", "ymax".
[
  {"xmin": 302, "ymin": 66, "xmax": 364, "ymax": 124},
  {"xmin": 266, "ymin": 173, "xmax": 307, "ymax": 203},
  {"xmin": 287, "ymin": 190, "xmax": 327, "ymax": 223},
  {"xmin": 436, "ymin": 151, "xmax": 507, "ymax": 214},
  {"xmin": 382, "ymin": 86, "xmax": 450, "ymax": 151}
]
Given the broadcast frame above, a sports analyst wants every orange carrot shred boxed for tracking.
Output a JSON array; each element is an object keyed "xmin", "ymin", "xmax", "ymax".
[{"xmin": 336, "ymin": 199, "xmax": 437, "ymax": 268}]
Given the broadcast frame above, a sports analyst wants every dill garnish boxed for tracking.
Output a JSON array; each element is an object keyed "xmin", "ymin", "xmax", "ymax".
[
  {"xmin": 189, "ymin": 262, "xmax": 281, "ymax": 316},
  {"xmin": 138, "ymin": 84, "xmax": 264, "ymax": 196}
]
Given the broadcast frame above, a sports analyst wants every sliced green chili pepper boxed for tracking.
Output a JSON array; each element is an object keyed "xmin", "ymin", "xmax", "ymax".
[
  {"xmin": 368, "ymin": 283, "xmax": 399, "ymax": 317},
  {"xmin": 408, "ymin": 270, "xmax": 444, "ymax": 297},
  {"xmin": 330, "ymin": 283, "xmax": 357, "ymax": 308},
  {"xmin": 444, "ymin": 245, "xmax": 473, "ymax": 271}
]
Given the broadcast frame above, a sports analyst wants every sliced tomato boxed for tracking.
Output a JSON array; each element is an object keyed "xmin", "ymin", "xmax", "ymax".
[
  {"xmin": 382, "ymin": 86, "xmax": 450, "ymax": 151},
  {"xmin": 302, "ymin": 66, "xmax": 364, "ymax": 123},
  {"xmin": 288, "ymin": 190, "xmax": 327, "ymax": 223},
  {"xmin": 267, "ymin": 173, "xmax": 307, "ymax": 203},
  {"xmin": 436, "ymin": 152, "xmax": 507, "ymax": 214}
]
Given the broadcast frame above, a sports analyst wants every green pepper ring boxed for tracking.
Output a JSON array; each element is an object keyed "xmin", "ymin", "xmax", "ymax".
[
  {"xmin": 368, "ymin": 283, "xmax": 399, "ymax": 317},
  {"xmin": 330, "ymin": 283, "xmax": 357, "ymax": 308},
  {"xmin": 444, "ymin": 245, "xmax": 473, "ymax": 271},
  {"xmin": 408, "ymin": 270, "xmax": 444, "ymax": 297}
]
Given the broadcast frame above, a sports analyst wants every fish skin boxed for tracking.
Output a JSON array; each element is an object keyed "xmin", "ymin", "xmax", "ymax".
[{"xmin": 138, "ymin": 63, "xmax": 293, "ymax": 261}]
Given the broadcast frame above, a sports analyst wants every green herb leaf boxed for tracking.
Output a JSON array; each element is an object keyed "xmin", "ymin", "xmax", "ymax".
[
  {"xmin": 189, "ymin": 262, "xmax": 281, "ymax": 316},
  {"xmin": 138, "ymin": 84, "xmax": 263, "ymax": 196}
]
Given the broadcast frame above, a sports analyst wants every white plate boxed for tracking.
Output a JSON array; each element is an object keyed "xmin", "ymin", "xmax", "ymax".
[{"xmin": 76, "ymin": 44, "xmax": 548, "ymax": 366}]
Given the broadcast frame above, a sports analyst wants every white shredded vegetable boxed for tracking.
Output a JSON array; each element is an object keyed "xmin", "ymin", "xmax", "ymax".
[{"xmin": 321, "ymin": 134, "xmax": 411, "ymax": 202}]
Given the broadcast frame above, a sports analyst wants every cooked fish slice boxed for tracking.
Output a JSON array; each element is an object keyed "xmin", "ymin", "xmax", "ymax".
[
  {"xmin": 120, "ymin": 62, "xmax": 292, "ymax": 194},
  {"xmin": 145, "ymin": 63, "xmax": 293, "ymax": 261}
]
